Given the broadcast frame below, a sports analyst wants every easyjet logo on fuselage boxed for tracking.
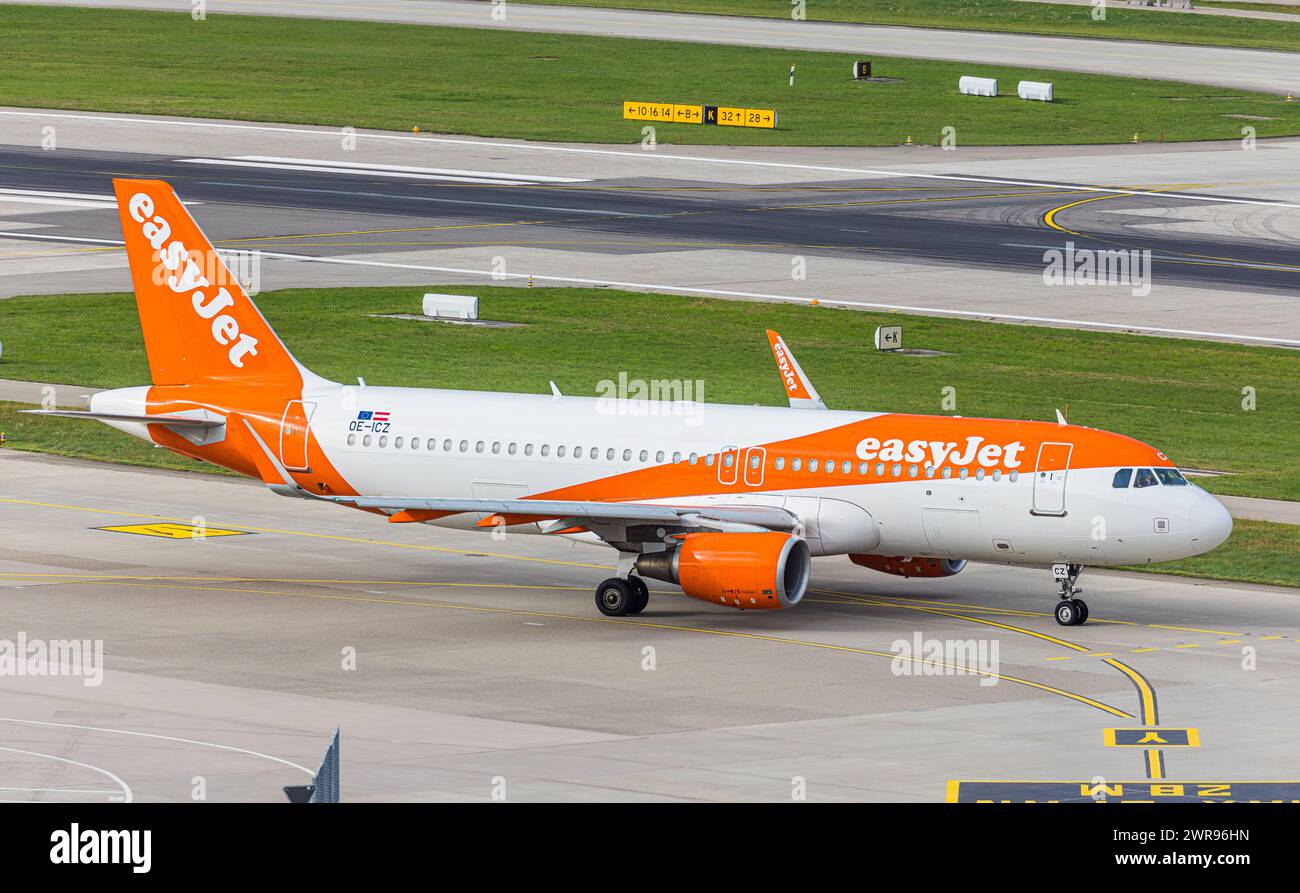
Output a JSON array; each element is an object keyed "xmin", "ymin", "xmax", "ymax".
[
  {"xmin": 856, "ymin": 435, "xmax": 1027, "ymax": 469},
  {"xmin": 128, "ymin": 193, "xmax": 259, "ymax": 369}
]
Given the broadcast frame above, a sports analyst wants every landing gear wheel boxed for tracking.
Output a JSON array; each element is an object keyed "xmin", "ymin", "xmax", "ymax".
[
  {"xmin": 595, "ymin": 578, "xmax": 635, "ymax": 617},
  {"xmin": 1055, "ymin": 600, "xmax": 1082, "ymax": 627},
  {"xmin": 1074, "ymin": 598, "xmax": 1089, "ymax": 625},
  {"xmin": 626, "ymin": 576, "xmax": 650, "ymax": 615}
]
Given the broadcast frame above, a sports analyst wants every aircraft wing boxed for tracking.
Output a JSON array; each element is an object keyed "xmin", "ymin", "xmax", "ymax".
[
  {"xmin": 766, "ymin": 330, "xmax": 827, "ymax": 410},
  {"xmin": 330, "ymin": 495, "xmax": 799, "ymax": 532}
]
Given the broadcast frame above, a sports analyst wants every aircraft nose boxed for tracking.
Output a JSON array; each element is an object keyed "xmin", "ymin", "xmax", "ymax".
[{"xmin": 1188, "ymin": 494, "xmax": 1233, "ymax": 553}]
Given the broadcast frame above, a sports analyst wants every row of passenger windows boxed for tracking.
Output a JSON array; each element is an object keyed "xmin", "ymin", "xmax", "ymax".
[
  {"xmin": 1112, "ymin": 467, "xmax": 1189, "ymax": 489},
  {"xmin": 342, "ymin": 433, "xmax": 1022, "ymax": 481}
]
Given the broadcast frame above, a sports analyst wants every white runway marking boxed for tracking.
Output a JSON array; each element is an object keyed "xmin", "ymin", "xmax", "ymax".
[
  {"xmin": 2, "ymin": 109, "xmax": 1296, "ymax": 210},
  {"xmin": 248, "ymin": 249, "xmax": 1300, "ymax": 347},
  {"xmin": 0, "ymin": 716, "xmax": 314, "ymax": 777},
  {"xmin": 0, "ymin": 744, "xmax": 132, "ymax": 802},
  {"xmin": 182, "ymin": 157, "xmax": 537, "ymax": 186},
  {"xmin": 0, "ymin": 188, "xmax": 117, "ymax": 209},
  {"xmin": 230, "ymin": 155, "xmax": 589, "ymax": 183}
]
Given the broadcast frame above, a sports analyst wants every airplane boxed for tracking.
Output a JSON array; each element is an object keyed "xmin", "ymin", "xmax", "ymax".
[{"xmin": 27, "ymin": 179, "xmax": 1233, "ymax": 625}]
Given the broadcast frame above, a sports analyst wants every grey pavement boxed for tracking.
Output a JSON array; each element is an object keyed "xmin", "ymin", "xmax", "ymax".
[{"xmin": 0, "ymin": 448, "xmax": 1297, "ymax": 801}]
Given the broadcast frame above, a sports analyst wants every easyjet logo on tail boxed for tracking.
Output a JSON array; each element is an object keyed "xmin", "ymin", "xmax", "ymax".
[
  {"xmin": 856, "ymin": 435, "xmax": 1026, "ymax": 469},
  {"xmin": 128, "ymin": 193, "xmax": 259, "ymax": 369},
  {"xmin": 772, "ymin": 342, "xmax": 799, "ymax": 394}
]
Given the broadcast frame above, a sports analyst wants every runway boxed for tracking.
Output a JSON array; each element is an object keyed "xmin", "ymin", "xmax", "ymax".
[
  {"xmin": 1, "ymin": 109, "xmax": 1298, "ymax": 345},
  {"xmin": 15, "ymin": 0, "xmax": 1300, "ymax": 94},
  {"xmin": 1, "ymin": 448, "xmax": 1298, "ymax": 802}
]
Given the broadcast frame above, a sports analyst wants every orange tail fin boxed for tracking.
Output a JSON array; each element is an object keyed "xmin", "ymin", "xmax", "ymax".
[{"xmin": 113, "ymin": 178, "xmax": 303, "ymax": 386}]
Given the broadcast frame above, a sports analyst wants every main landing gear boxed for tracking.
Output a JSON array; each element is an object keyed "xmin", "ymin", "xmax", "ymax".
[
  {"xmin": 1052, "ymin": 562, "xmax": 1089, "ymax": 626},
  {"xmin": 595, "ymin": 576, "xmax": 650, "ymax": 617}
]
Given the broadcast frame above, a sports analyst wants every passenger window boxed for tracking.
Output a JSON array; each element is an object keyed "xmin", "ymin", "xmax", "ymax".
[
  {"xmin": 775, "ymin": 457, "xmax": 785, "ymax": 471},
  {"xmin": 641, "ymin": 450, "xmax": 650, "ymax": 463},
  {"xmin": 491, "ymin": 442, "xmax": 501, "ymax": 454},
  {"xmin": 395, "ymin": 437, "xmax": 404, "ymax": 449},
  {"xmin": 689, "ymin": 453, "xmax": 698, "ymax": 465},
  {"xmin": 557, "ymin": 446, "xmax": 566, "ymax": 458},
  {"xmin": 656, "ymin": 451, "xmax": 665, "ymax": 463},
  {"xmin": 875, "ymin": 462, "xmax": 885, "ymax": 476},
  {"xmin": 574, "ymin": 446, "xmax": 584, "ymax": 459},
  {"xmin": 723, "ymin": 453, "xmax": 734, "ymax": 468},
  {"xmin": 508, "ymin": 443, "xmax": 517, "ymax": 455},
  {"xmin": 825, "ymin": 460, "xmax": 834, "ymax": 474},
  {"xmin": 705, "ymin": 454, "xmax": 715, "ymax": 467},
  {"xmin": 1154, "ymin": 468, "xmax": 1188, "ymax": 486},
  {"xmin": 859, "ymin": 462, "xmax": 868, "ymax": 475},
  {"xmin": 809, "ymin": 459, "xmax": 819, "ymax": 472},
  {"xmin": 1112, "ymin": 468, "xmax": 1133, "ymax": 488},
  {"xmin": 751, "ymin": 455, "xmax": 761, "ymax": 469},
  {"xmin": 792, "ymin": 458, "xmax": 802, "ymax": 472},
  {"xmin": 363, "ymin": 435, "xmax": 372, "ymax": 447},
  {"xmin": 607, "ymin": 448, "xmax": 616, "ymax": 461},
  {"xmin": 524, "ymin": 444, "xmax": 533, "ymax": 456},
  {"xmin": 672, "ymin": 452, "xmax": 682, "ymax": 463},
  {"xmin": 378, "ymin": 436, "xmax": 388, "ymax": 448},
  {"xmin": 541, "ymin": 444, "xmax": 550, "ymax": 457},
  {"xmin": 411, "ymin": 438, "xmax": 419, "ymax": 450},
  {"xmin": 1134, "ymin": 468, "xmax": 1158, "ymax": 488},
  {"xmin": 458, "ymin": 440, "xmax": 468, "ymax": 452},
  {"xmin": 347, "ymin": 433, "xmax": 356, "ymax": 446},
  {"xmin": 475, "ymin": 441, "xmax": 485, "ymax": 454}
]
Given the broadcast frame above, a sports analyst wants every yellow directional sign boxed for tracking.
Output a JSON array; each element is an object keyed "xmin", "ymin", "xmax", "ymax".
[
  {"xmin": 96, "ymin": 522, "xmax": 251, "ymax": 539},
  {"xmin": 673, "ymin": 104, "xmax": 702, "ymax": 124},
  {"xmin": 622, "ymin": 101, "xmax": 674, "ymax": 122},
  {"xmin": 623, "ymin": 102, "xmax": 777, "ymax": 128},
  {"xmin": 716, "ymin": 106, "xmax": 748, "ymax": 127},
  {"xmin": 1103, "ymin": 727, "xmax": 1200, "ymax": 747}
]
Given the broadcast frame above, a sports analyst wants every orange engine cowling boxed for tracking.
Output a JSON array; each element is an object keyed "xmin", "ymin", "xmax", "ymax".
[
  {"xmin": 637, "ymin": 532, "xmax": 810, "ymax": 610},
  {"xmin": 849, "ymin": 555, "xmax": 967, "ymax": 578}
]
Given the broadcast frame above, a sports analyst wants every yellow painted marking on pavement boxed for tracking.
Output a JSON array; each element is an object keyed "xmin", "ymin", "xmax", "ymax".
[
  {"xmin": 1045, "ymin": 656, "xmax": 1072, "ymax": 662},
  {"xmin": 1042, "ymin": 184, "xmax": 1213, "ymax": 237},
  {"xmin": 1175, "ymin": 643, "xmax": 1202, "ymax": 649},
  {"xmin": 1131, "ymin": 647, "xmax": 1160, "ymax": 653},
  {"xmin": 1087, "ymin": 652, "xmax": 1114, "ymax": 657},
  {"xmin": 1261, "ymin": 635, "xmax": 1283, "ymax": 641},
  {"xmin": 1103, "ymin": 658, "xmax": 1159, "ymax": 727},
  {"xmin": 1216, "ymin": 639, "xmax": 1243, "ymax": 645},
  {"xmin": 77, "ymin": 577, "xmax": 1131, "ymax": 719},
  {"xmin": 0, "ymin": 497, "xmax": 608, "ymax": 570},
  {"xmin": 96, "ymin": 522, "xmax": 249, "ymax": 539},
  {"xmin": 1149, "ymin": 624, "xmax": 1242, "ymax": 637}
]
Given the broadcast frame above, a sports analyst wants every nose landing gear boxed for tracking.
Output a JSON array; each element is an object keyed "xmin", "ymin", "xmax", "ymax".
[{"xmin": 1052, "ymin": 562, "xmax": 1089, "ymax": 626}]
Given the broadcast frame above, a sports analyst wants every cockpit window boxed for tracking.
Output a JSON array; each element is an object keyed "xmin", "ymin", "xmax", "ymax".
[
  {"xmin": 1112, "ymin": 468, "xmax": 1133, "ymax": 489},
  {"xmin": 1134, "ymin": 468, "xmax": 1159, "ymax": 488},
  {"xmin": 1154, "ymin": 467, "xmax": 1188, "ymax": 486}
]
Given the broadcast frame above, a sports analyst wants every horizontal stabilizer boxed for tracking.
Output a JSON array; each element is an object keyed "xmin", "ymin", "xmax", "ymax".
[{"xmin": 20, "ymin": 409, "xmax": 224, "ymax": 428}]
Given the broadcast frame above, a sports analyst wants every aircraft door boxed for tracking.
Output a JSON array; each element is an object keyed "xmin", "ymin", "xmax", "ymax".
[
  {"xmin": 279, "ymin": 400, "xmax": 316, "ymax": 472},
  {"xmin": 1032, "ymin": 442, "xmax": 1073, "ymax": 516}
]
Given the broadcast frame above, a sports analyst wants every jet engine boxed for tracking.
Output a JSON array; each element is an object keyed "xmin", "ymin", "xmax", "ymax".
[
  {"xmin": 849, "ymin": 554, "xmax": 967, "ymax": 578},
  {"xmin": 637, "ymin": 532, "xmax": 810, "ymax": 610}
]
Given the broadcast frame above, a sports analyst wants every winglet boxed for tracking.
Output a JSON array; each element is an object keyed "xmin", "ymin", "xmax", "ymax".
[
  {"xmin": 766, "ymin": 330, "xmax": 826, "ymax": 410},
  {"xmin": 1055, "ymin": 408, "xmax": 1068, "ymax": 427}
]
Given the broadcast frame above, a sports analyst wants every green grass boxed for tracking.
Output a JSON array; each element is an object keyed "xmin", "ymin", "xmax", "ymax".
[
  {"xmin": 2, "ymin": 5, "xmax": 1299, "ymax": 146},
  {"xmin": 1, "ymin": 287, "xmax": 1297, "ymax": 503},
  {"xmin": 520, "ymin": 0, "xmax": 1300, "ymax": 51},
  {"xmin": 1120, "ymin": 519, "xmax": 1300, "ymax": 588}
]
